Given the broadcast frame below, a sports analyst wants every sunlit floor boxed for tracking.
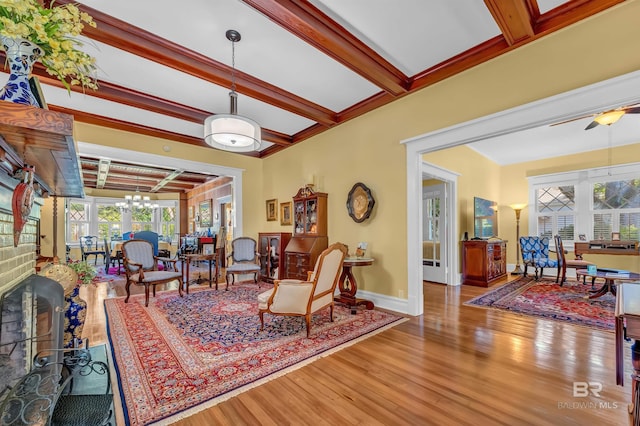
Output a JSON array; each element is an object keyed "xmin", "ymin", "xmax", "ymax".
[{"xmin": 78, "ymin": 270, "xmax": 633, "ymax": 425}]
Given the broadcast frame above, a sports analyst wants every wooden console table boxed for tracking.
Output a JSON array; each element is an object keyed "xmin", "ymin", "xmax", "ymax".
[
  {"xmin": 334, "ymin": 257, "xmax": 374, "ymax": 314},
  {"xmin": 575, "ymin": 240, "xmax": 639, "ymax": 258}
]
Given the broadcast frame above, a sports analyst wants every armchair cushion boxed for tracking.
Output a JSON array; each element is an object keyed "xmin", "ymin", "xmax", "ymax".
[{"xmin": 258, "ymin": 281, "xmax": 313, "ymax": 313}]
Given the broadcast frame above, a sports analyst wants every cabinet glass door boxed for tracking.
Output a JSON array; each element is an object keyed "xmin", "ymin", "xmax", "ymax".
[
  {"xmin": 306, "ymin": 199, "xmax": 317, "ymax": 233},
  {"xmin": 294, "ymin": 201, "xmax": 305, "ymax": 234}
]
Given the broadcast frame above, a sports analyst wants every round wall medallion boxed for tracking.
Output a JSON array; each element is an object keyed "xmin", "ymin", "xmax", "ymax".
[{"xmin": 346, "ymin": 182, "xmax": 375, "ymax": 223}]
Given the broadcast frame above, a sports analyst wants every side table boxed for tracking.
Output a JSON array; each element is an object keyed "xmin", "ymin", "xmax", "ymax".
[
  {"xmin": 182, "ymin": 252, "xmax": 220, "ymax": 291},
  {"xmin": 334, "ymin": 257, "xmax": 375, "ymax": 314}
]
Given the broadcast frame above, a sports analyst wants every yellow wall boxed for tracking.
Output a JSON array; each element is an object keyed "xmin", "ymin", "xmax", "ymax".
[{"xmin": 39, "ymin": 1, "xmax": 640, "ymax": 299}]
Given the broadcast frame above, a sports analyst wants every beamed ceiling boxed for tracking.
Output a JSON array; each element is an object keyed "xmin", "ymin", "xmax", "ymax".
[{"xmin": 0, "ymin": 0, "xmax": 627, "ymax": 193}]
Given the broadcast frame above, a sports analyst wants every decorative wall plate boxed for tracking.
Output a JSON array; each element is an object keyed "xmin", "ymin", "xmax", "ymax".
[{"xmin": 346, "ymin": 182, "xmax": 375, "ymax": 223}]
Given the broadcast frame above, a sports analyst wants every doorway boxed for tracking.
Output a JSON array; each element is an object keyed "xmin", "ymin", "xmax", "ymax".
[
  {"xmin": 404, "ymin": 70, "xmax": 640, "ymax": 316},
  {"xmin": 422, "ymin": 182, "xmax": 446, "ymax": 283}
]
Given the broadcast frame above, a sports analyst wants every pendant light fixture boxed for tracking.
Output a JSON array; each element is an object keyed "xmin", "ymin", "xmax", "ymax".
[{"xmin": 204, "ymin": 29, "xmax": 261, "ymax": 152}]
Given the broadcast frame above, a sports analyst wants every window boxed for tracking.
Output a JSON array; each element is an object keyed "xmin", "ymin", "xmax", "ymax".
[
  {"xmin": 131, "ymin": 208, "xmax": 153, "ymax": 233},
  {"xmin": 67, "ymin": 201, "xmax": 90, "ymax": 242},
  {"xmin": 97, "ymin": 204, "xmax": 122, "ymax": 240},
  {"xmin": 160, "ymin": 206, "xmax": 177, "ymax": 242},
  {"xmin": 592, "ymin": 178, "xmax": 640, "ymax": 240},
  {"xmin": 66, "ymin": 196, "xmax": 179, "ymax": 245},
  {"xmin": 529, "ymin": 163, "xmax": 640, "ymax": 243},
  {"xmin": 534, "ymin": 186, "xmax": 575, "ymax": 240}
]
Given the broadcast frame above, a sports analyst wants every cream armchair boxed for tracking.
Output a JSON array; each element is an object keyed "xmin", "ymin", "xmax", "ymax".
[{"xmin": 258, "ymin": 242, "xmax": 347, "ymax": 337}]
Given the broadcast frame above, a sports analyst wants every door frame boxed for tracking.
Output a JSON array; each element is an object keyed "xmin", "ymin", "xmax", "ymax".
[
  {"xmin": 77, "ymin": 142, "xmax": 245, "ymax": 238},
  {"xmin": 403, "ymin": 70, "xmax": 640, "ymax": 316},
  {"xmin": 421, "ymin": 172, "xmax": 456, "ymax": 285}
]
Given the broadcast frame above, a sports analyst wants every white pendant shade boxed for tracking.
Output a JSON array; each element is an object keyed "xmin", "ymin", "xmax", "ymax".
[
  {"xmin": 203, "ymin": 29, "xmax": 262, "ymax": 153},
  {"xmin": 204, "ymin": 113, "xmax": 261, "ymax": 152}
]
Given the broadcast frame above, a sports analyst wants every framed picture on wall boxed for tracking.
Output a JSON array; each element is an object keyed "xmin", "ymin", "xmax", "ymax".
[
  {"xmin": 199, "ymin": 200, "xmax": 212, "ymax": 227},
  {"xmin": 266, "ymin": 199, "xmax": 277, "ymax": 221},
  {"xmin": 280, "ymin": 202, "xmax": 292, "ymax": 226}
]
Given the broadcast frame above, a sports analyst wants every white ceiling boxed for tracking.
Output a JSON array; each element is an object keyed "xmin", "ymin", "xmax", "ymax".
[
  {"xmin": 3, "ymin": 0, "xmax": 625, "ymax": 168},
  {"xmin": 469, "ymin": 111, "xmax": 640, "ymax": 166}
]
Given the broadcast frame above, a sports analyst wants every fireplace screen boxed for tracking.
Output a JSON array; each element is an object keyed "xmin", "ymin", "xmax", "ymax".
[{"xmin": 0, "ymin": 275, "xmax": 64, "ymax": 399}]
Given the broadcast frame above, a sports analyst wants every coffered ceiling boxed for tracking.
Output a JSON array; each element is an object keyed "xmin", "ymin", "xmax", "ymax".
[{"xmin": 1, "ymin": 0, "xmax": 626, "ymax": 193}]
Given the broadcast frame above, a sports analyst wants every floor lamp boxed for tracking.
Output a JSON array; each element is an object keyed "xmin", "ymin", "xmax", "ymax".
[{"xmin": 510, "ymin": 203, "xmax": 527, "ymax": 275}]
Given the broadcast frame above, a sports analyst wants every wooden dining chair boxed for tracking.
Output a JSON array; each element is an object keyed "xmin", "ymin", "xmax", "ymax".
[{"xmin": 554, "ymin": 235, "xmax": 594, "ymax": 285}]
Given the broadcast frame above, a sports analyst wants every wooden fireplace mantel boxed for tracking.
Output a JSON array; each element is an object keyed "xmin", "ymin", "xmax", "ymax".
[{"xmin": 0, "ymin": 102, "xmax": 84, "ymax": 198}]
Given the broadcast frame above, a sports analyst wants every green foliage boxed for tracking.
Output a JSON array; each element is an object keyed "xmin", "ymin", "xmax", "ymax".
[{"xmin": 67, "ymin": 260, "xmax": 97, "ymax": 286}]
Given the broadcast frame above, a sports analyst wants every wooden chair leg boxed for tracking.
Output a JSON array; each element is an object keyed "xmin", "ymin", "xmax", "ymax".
[
  {"xmin": 305, "ymin": 314, "xmax": 311, "ymax": 338},
  {"xmin": 124, "ymin": 280, "xmax": 131, "ymax": 303},
  {"xmin": 259, "ymin": 312, "xmax": 264, "ymax": 331},
  {"xmin": 144, "ymin": 284, "xmax": 150, "ymax": 307}
]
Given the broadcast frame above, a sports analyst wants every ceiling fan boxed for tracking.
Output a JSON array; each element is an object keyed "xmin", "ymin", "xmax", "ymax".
[{"xmin": 551, "ymin": 104, "xmax": 640, "ymax": 130}]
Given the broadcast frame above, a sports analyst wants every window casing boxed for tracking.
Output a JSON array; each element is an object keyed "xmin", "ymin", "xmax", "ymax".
[
  {"xmin": 67, "ymin": 201, "xmax": 90, "ymax": 243},
  {"xmin": 529, "ymin": 163, "xmax": 640, "ymax": 246},
  {"xmin": 66, "ymin": 196, "xmax": 178, "ymax": 244}
]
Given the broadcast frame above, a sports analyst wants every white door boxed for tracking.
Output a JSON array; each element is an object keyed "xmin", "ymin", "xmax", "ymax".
[{"xmin": 423, "ymin": 183, "xmax": 447, "ymax": 283}]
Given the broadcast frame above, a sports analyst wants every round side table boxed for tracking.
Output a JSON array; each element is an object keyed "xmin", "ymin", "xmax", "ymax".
[{"xmin": 334, "ymin": 257, "xmax": 374, "ymax": 314}]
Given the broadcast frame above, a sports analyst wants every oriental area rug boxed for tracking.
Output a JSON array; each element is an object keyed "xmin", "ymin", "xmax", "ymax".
[
  {"xmin": 464, "ymin": 276, "xmax": 615, "ymax": 331},
  {"xmin": 104, "ymin": 283, "xmax": 405, "ymax": 425}
]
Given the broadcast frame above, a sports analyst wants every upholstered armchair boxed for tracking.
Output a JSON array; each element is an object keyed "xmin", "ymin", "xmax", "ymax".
[
  {"xmin": 226, "ymin": 237, "xmax": 261, "ymax": 286},
  {"xmin": 122, "ymin": 240, "xmax": 183, "ymax": 307},
  {"xmin": 554, "ymin": 235, "xmax": 593, "ymax": 285},
  {"xmin": 258, "ymin": 242, "xmax": 348, "ymax": 338},
  {"xmin": 519, "ymin": 236, "xmax": 558, "ymax": 280}
]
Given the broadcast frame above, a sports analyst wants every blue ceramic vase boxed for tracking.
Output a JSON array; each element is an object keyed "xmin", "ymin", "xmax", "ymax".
[
  {"xmin": 63, "ymin": 286, "xmax": 87, "ymax": 348},
  {"xmin": 0, "ymin": 37, "xmax": 42, "ymax": 106}
]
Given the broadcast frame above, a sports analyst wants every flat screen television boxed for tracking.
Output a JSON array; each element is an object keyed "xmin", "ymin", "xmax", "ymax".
[{"xmin": 474, "ymin": 197, "xmax": 498, "ymax": 239}]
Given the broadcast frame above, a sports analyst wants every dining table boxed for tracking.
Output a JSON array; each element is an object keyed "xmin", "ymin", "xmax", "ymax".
[{"xmin": 110, "ymin": 240, "xmax": 171, "ymax": 257}]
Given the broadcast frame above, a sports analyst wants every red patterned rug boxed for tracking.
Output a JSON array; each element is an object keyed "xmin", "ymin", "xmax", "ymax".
[
  {"xmin": 105, "ymin": 283, "xmax": 405, "ymax": 425},
  {"xmin": 464, "ymin": 276, "xmax": 615, "ymax": 331}
]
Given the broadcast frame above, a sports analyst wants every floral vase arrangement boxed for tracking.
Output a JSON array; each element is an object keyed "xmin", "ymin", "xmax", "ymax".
[
  {"xmin": 64, "ymin": 260, "xmax": 97, "ymax": 348},
  {"xmin": 0, "ymin": 0, "xmax": 97, "ymax": 106}
]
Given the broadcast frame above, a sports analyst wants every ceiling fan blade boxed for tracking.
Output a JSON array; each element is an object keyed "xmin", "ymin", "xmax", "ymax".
[
  {"xmin": 550, "ymin": 114, "xmax": 594, "ymax": 127},
  {"xmin": 584, "ymin": 120, "xmax": 600, "ymax": 130}
]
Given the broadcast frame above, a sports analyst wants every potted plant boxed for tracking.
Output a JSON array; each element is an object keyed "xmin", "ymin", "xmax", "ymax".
[{"xmin": 0, "ymin": 0, "xmax": 97, "ymax": 105}]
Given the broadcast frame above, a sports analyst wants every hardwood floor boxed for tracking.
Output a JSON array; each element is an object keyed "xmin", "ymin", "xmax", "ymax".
[{"xmin": 81, "ymin": 275, "xmax": 632, "ymax": 425}]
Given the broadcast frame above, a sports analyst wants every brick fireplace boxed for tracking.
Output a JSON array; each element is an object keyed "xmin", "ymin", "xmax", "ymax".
[{"xmin": 0, "ymin": 176, "xmax": 65, "ymax": 396}]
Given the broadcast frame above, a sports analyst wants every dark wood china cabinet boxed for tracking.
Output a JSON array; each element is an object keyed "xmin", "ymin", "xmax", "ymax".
[{"xmin": 284, "ymin": 186, "xmax": 328, "ymax": 280}]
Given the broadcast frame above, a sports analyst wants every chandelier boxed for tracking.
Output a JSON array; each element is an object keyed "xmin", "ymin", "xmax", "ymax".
[
  {"xmin": 115, "ymin": 178, "xmax": 159, "ymax": 211},
  {"xmin": 203, "ymin": 29, "xmax": 262, "ymax": 152},
  {"xmin": 115, "ymin": 194, "xmax": 159, "ymax": 212}
]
